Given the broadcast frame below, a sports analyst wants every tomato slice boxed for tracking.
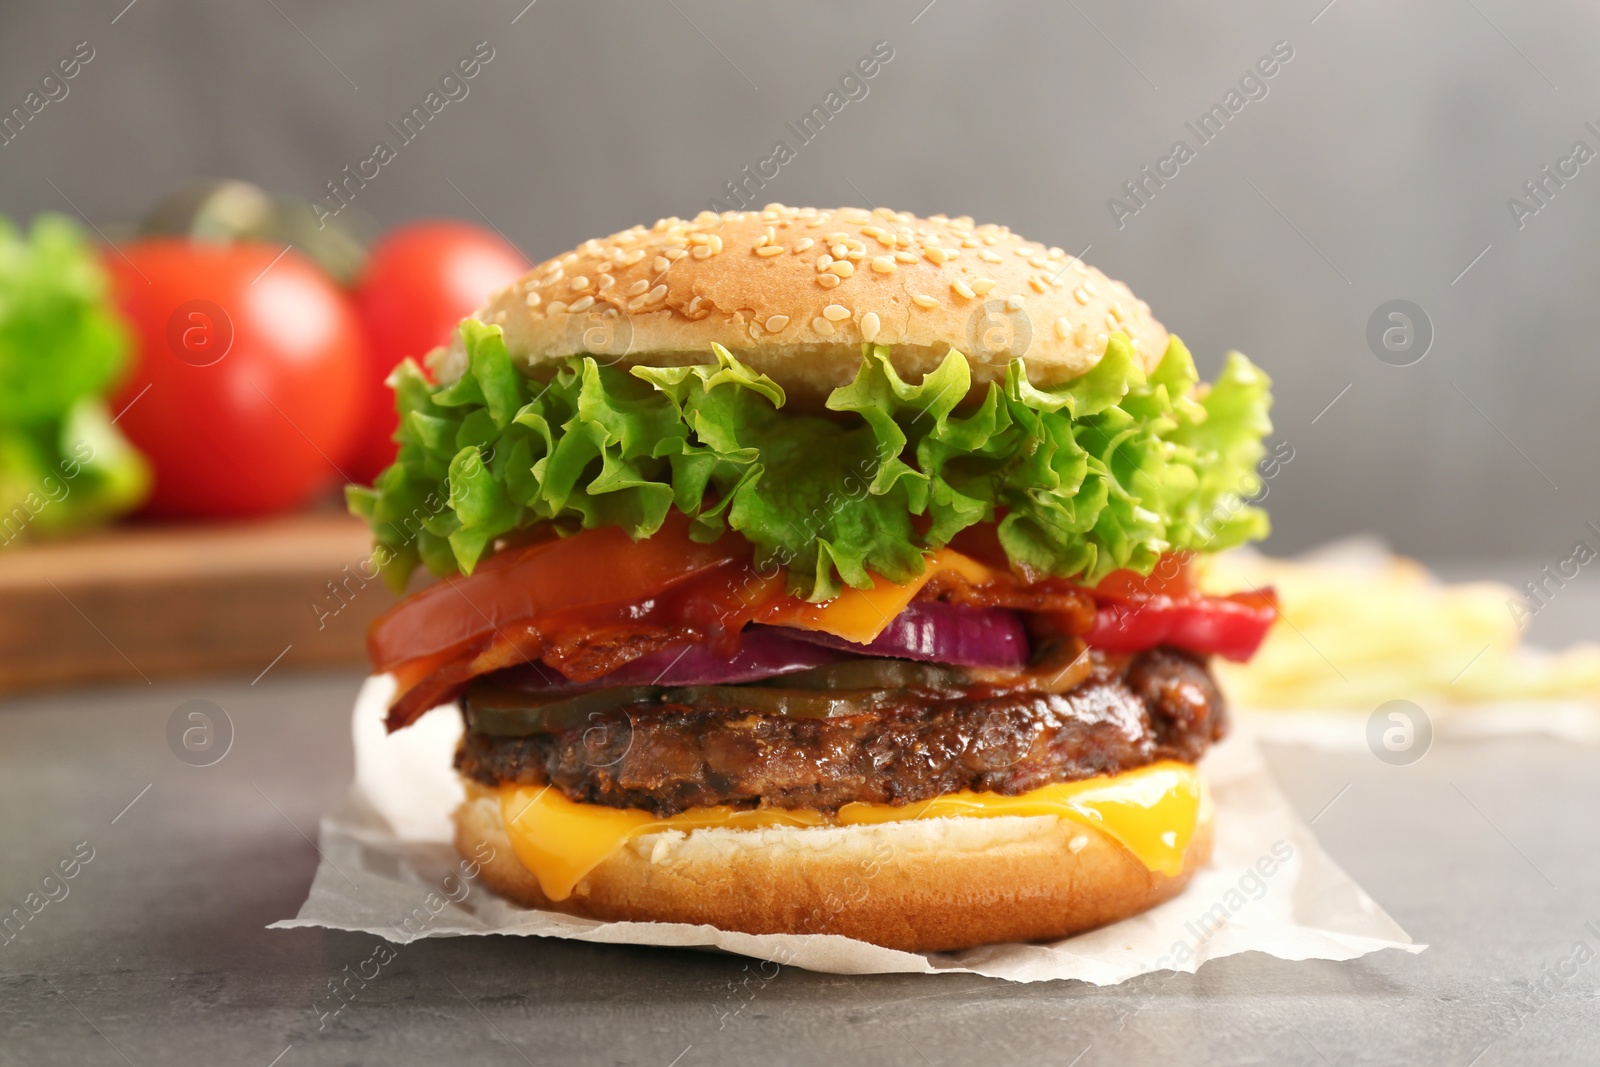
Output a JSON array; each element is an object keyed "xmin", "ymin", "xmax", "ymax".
[
  {"xmin": 1087, "ymin": 552, "xmax": 1197, "ymax": 602},
  {"xmin": 371, "ymin": 514, "xmax": 743, "ymax": 670},
  {"xmin": 370, "ymin": 514, "xmax": 785, "ymax": 729},
  {"xmin": 1083, "ymin": 588, "xmax": 1278, "ymax": 662}
]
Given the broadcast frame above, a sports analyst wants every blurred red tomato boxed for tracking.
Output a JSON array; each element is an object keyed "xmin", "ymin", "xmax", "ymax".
[
  {"xmin": 105, "ymin": 239, "xmax": 364, "ymax": 518},
  {"xmin": 349, "ymin": 220, "xmax": 530, "ymax": 484}
]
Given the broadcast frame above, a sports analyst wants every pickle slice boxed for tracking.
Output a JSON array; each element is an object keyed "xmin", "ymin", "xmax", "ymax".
[
  {"xmin": 464, "ymin": 686, "xmax": 661, "ymax": 736},
  {"xmin": 463, "ymin": 679, "xmax": 910, "ymax": 735},
  {"xmin": 463, "ymin": 656, "xmax": 977, "ymax": 736},
  {"xmin": 760, "ymin": 658, "xmax": 969, "ymax": 692},
  {"xmin": 660, "ymin": 685, "xmax": 893, "ymax": 719}
]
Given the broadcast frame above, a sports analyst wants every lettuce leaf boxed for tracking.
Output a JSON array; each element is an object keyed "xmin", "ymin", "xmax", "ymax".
[
  {"xmin": 351, "ymin": 322, "xmax": 1272, "ymax": 598},
  {"xmin": 0, "ymin": 213, "xmax": 149, "ymax": 543}
]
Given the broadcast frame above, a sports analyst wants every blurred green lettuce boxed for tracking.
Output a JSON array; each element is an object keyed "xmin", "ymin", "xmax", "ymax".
[
  {"xmin": 0, "ymin": 213, "xmax": 149, "ymax": 544},
  {"xmin": 350, "ymin": 321, "xmax": 1272, "ymax": 600}
]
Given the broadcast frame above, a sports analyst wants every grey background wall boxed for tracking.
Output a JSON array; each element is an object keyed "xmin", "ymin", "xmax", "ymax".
[{"xmin": 2, "ymin": 0, "xmax": 1595, "ymax": 564}]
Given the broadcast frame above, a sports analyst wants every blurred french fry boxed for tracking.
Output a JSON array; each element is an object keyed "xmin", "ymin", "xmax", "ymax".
[{"xmin": 1200, "ymin": 544, "xmax": 1600, "ymax": 711}]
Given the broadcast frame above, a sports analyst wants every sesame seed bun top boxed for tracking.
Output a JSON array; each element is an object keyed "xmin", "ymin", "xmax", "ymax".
[{"xmin": 455, "ymin": 205, "xmax": 1170, "ymax": 404}]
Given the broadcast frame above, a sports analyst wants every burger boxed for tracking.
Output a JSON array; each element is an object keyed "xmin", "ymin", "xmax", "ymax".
[{"xmin": 349, "ymin": 205, "xmax": 1277, "ymax": 953}]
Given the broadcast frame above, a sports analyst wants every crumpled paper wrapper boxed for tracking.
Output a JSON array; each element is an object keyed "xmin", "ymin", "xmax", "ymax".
[{"xmin": 271, "ymin": 676, "xmax": 1422, "ymax": 983}]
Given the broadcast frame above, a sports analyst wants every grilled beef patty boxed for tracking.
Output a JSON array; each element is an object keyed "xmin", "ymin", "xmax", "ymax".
[{"xmin": 455, "ymin": 647, "xmax": 1225, "ymax": 817}]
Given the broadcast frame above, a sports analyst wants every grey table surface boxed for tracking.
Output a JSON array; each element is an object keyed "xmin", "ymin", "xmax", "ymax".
[{"xmin": 3, "ymin": 569, "xmax": 1598, "ymax": 1067}]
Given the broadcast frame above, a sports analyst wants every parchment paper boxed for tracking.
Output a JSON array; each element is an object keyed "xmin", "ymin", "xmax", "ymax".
[{"xmin": 271, "ymin": 676, "xmax": 1423, "ymax": 983}]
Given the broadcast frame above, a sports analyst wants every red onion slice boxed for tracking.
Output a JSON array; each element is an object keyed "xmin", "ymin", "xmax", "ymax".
[
  {"xmin": 759, "ymin": 600, "xmax": 1029, "ymax": 668},
  {"xmin": 484, "ymin": 627, "xmax": 851, "ymax": 694}
]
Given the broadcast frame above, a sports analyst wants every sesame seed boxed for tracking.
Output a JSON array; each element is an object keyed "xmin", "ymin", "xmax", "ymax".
[
  {"xmin": 707, "ymin": 235, "xmax": 723, "ymax": 254},
  {"xmin": 812, "ymin": 316, "xmax": 836, "ymax": 336},
  {"xmin": 525, "ymin": 291, "xmax": 542, "ymax": 307},
  {"xmin": 756, "ymin": 245, "xmax": 785, "ymax": 257},
  {"xmin": 951, "ymin": 279, "xmax": 975, "ymax": 300},
  {"xmin": 961, "ymin": 238, "xmax": 978, "ymax": 248},
  {"xmin": 571, "ymin": 276, "xmax": 590, "ymax": 291},
  {"xmin": 860, "ymin": 311, "xmax": 881, "ymax": 342},
  {"xmin": 1105, "ymin": 312, "xmax": 1118, "ymax": 329},
  {"xmin": 979, "ymin": 250, "xmax": 1003, "ymax": 263},
  {"xmin": 894, "ymin": 250, "xmax": 918, "ymax": 264},
  {"xmin": 627, "ymin": 279, "xmax": 650, "ymax": 297},
  {"xmin": 568, "ymin": 295, "xmax": 595, "ymax": 313},
  {"xmin": 816, "ymin": 254, "xmax": 833, "ymax": 271},
  {"xmin": 765, "ymin": 314, "xmax": 790, "ymax": 332},
  {"xmin": 1095, "ymin": 331, "xmax": 1109, "ymax": 349},
  {"xmin": 1029, "ymin": 276, "xmax": 1047, "ymax": 293},
  {"xmin": 1068, "ymin": 835, "xmax": 1088, "ymax": 853},
  {"xmin": 1054, "ymin": 317, "xmax": 1071, "ymax": 340},
  {"xmin": 861, "ymin": 225, "xmax": 886, "ymax": 238},
  {"xmin": 664, "ymin": 248, "xmax": 688, "ymax": 261},
  {"xmin": 1109, "ymin": 304, "xmax": 1126, "ymax": 323},
  {"xmin": 689, "ymin": 233, "xmax": 710, "ymax": 245},
  {"xmin": 1073, "ymin": 286, "xmax": 1090, "ymax": 305},
  {"xmin": 687, "ymin": 295, "xmax": 703, "ymax": 315},
  {"xmin": 912, "ymin": 294, "xmax": 939, "ymax": 309},
  {"xmin": 648, "ymin": 256, "xmax": 665, "ymax": 273},
  {"xmin": 1006, "ymin": 295, "xmax": 1025, "ymax": 311},
  {"xmin": 831, "ymin": 243, "xmax": 849, "ymax": 258},
  {"xmin": 627, "ymin": 294, "xmax": 648, "ymax": 311},
  {"xmin": 691, "ymin": 246, "xmax": 713, "ymax": 259},
  {"xmin": 817, "ymin": 273, "xmax": 842, "ymax": 289},
  {"xmin": 1030, "ymin": 256, "xmax": 1048, "ymax": 269},
  {"xmin": 546, "ymin": 266, "xmax": 565, "ymax": 283},
  {"xmin": 871, "ymin": 256, "xmax": 896, "ymax": 274},
  {"xmin": 925, "ymin": 246, "xmax": 950, "ymax": 265},
  {"xmin": 644, "ymin": 284, "xmax": 668, "ymax": 303},
  {"xmin": 619, "ymin": 249, "xmax": 645, "ymax": 266},
  {"xmin": 971, "ymin": 277, "xmax": 997, "ymax": 295},
  {"xmin": 1082, "ymin": 280, "xmax": 1097, "ymax": 296},
  {"xmin": 793, "ymin": 237, "xmax": 815, "ymax": 252},
  {"xmin": 546, "ymin": 300, "xmax": 568, "ymax": 315},
  {"xmin": 828, "ymin": 260, "xmax": 854, "ymax": 278},
  {"xmin": 822, "ymin": 304, "xmax": 851, "ymax": 321},
  {"xmin": 754, "ymin": 233, "xmax": 769, "ymax": 249}
]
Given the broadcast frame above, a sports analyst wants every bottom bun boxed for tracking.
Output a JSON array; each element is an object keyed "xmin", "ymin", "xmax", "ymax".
[{"xmin": 455, "ymin": 778, "xmax": 1213, "ymax": 953}]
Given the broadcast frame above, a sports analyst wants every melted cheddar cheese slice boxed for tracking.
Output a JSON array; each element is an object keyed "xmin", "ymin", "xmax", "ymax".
[
  {"xmin": 758, "ymin": 548, "xmax": 1002, "ymax": 644},
  {"xmin": 497, "ymin": 761, "xmax": 1201, "ymax": 902}
]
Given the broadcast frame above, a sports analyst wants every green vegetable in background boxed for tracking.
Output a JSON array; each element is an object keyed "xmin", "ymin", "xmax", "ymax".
[
  {"xmin": 0, "ymin": 212, "xmax": 149, "ymax": 544},
  {"xmin": 350, "ymin": 322, "xmax": 1272, "ymax": 600}
]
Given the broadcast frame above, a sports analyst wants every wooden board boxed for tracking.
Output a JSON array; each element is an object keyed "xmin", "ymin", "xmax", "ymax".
[{"xmin": 0, "ymin": 512, "xmax": 396, "ymax": 694}]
